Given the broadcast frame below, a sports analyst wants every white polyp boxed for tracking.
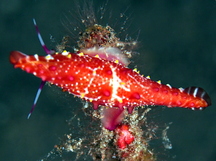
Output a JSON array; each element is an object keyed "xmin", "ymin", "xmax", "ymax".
[
  {"xmin": 166, "ymin": 84, "xmax": 172, "ymax": 89},
  {"xmin": 80, "ymin": 47, "xmax": 130, "ymax": 66},
  {"xmin": 62, "ymin": 51, "xmax": 69, "ymax": 56},
  {"xmin": 45, "ymin": 54, "xmax": 54, "ymax": 60},
  {"xmin": 34, "ymin": 54, "xmax": 39, "ymax": 61},
  {"xmin": 179, "ymin": 87, "xmax": 184, "ymax": 92}
]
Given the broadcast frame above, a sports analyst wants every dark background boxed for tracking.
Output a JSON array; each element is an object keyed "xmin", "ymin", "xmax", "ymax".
[{"xmin": 1, "ymin": 0, "xmax": 216, "ymax": 160}]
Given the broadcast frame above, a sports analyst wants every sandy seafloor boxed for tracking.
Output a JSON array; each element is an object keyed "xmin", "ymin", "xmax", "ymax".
[{"xmin": 0, "ymin": 0, "xmax": 216, "ymax": 160}]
